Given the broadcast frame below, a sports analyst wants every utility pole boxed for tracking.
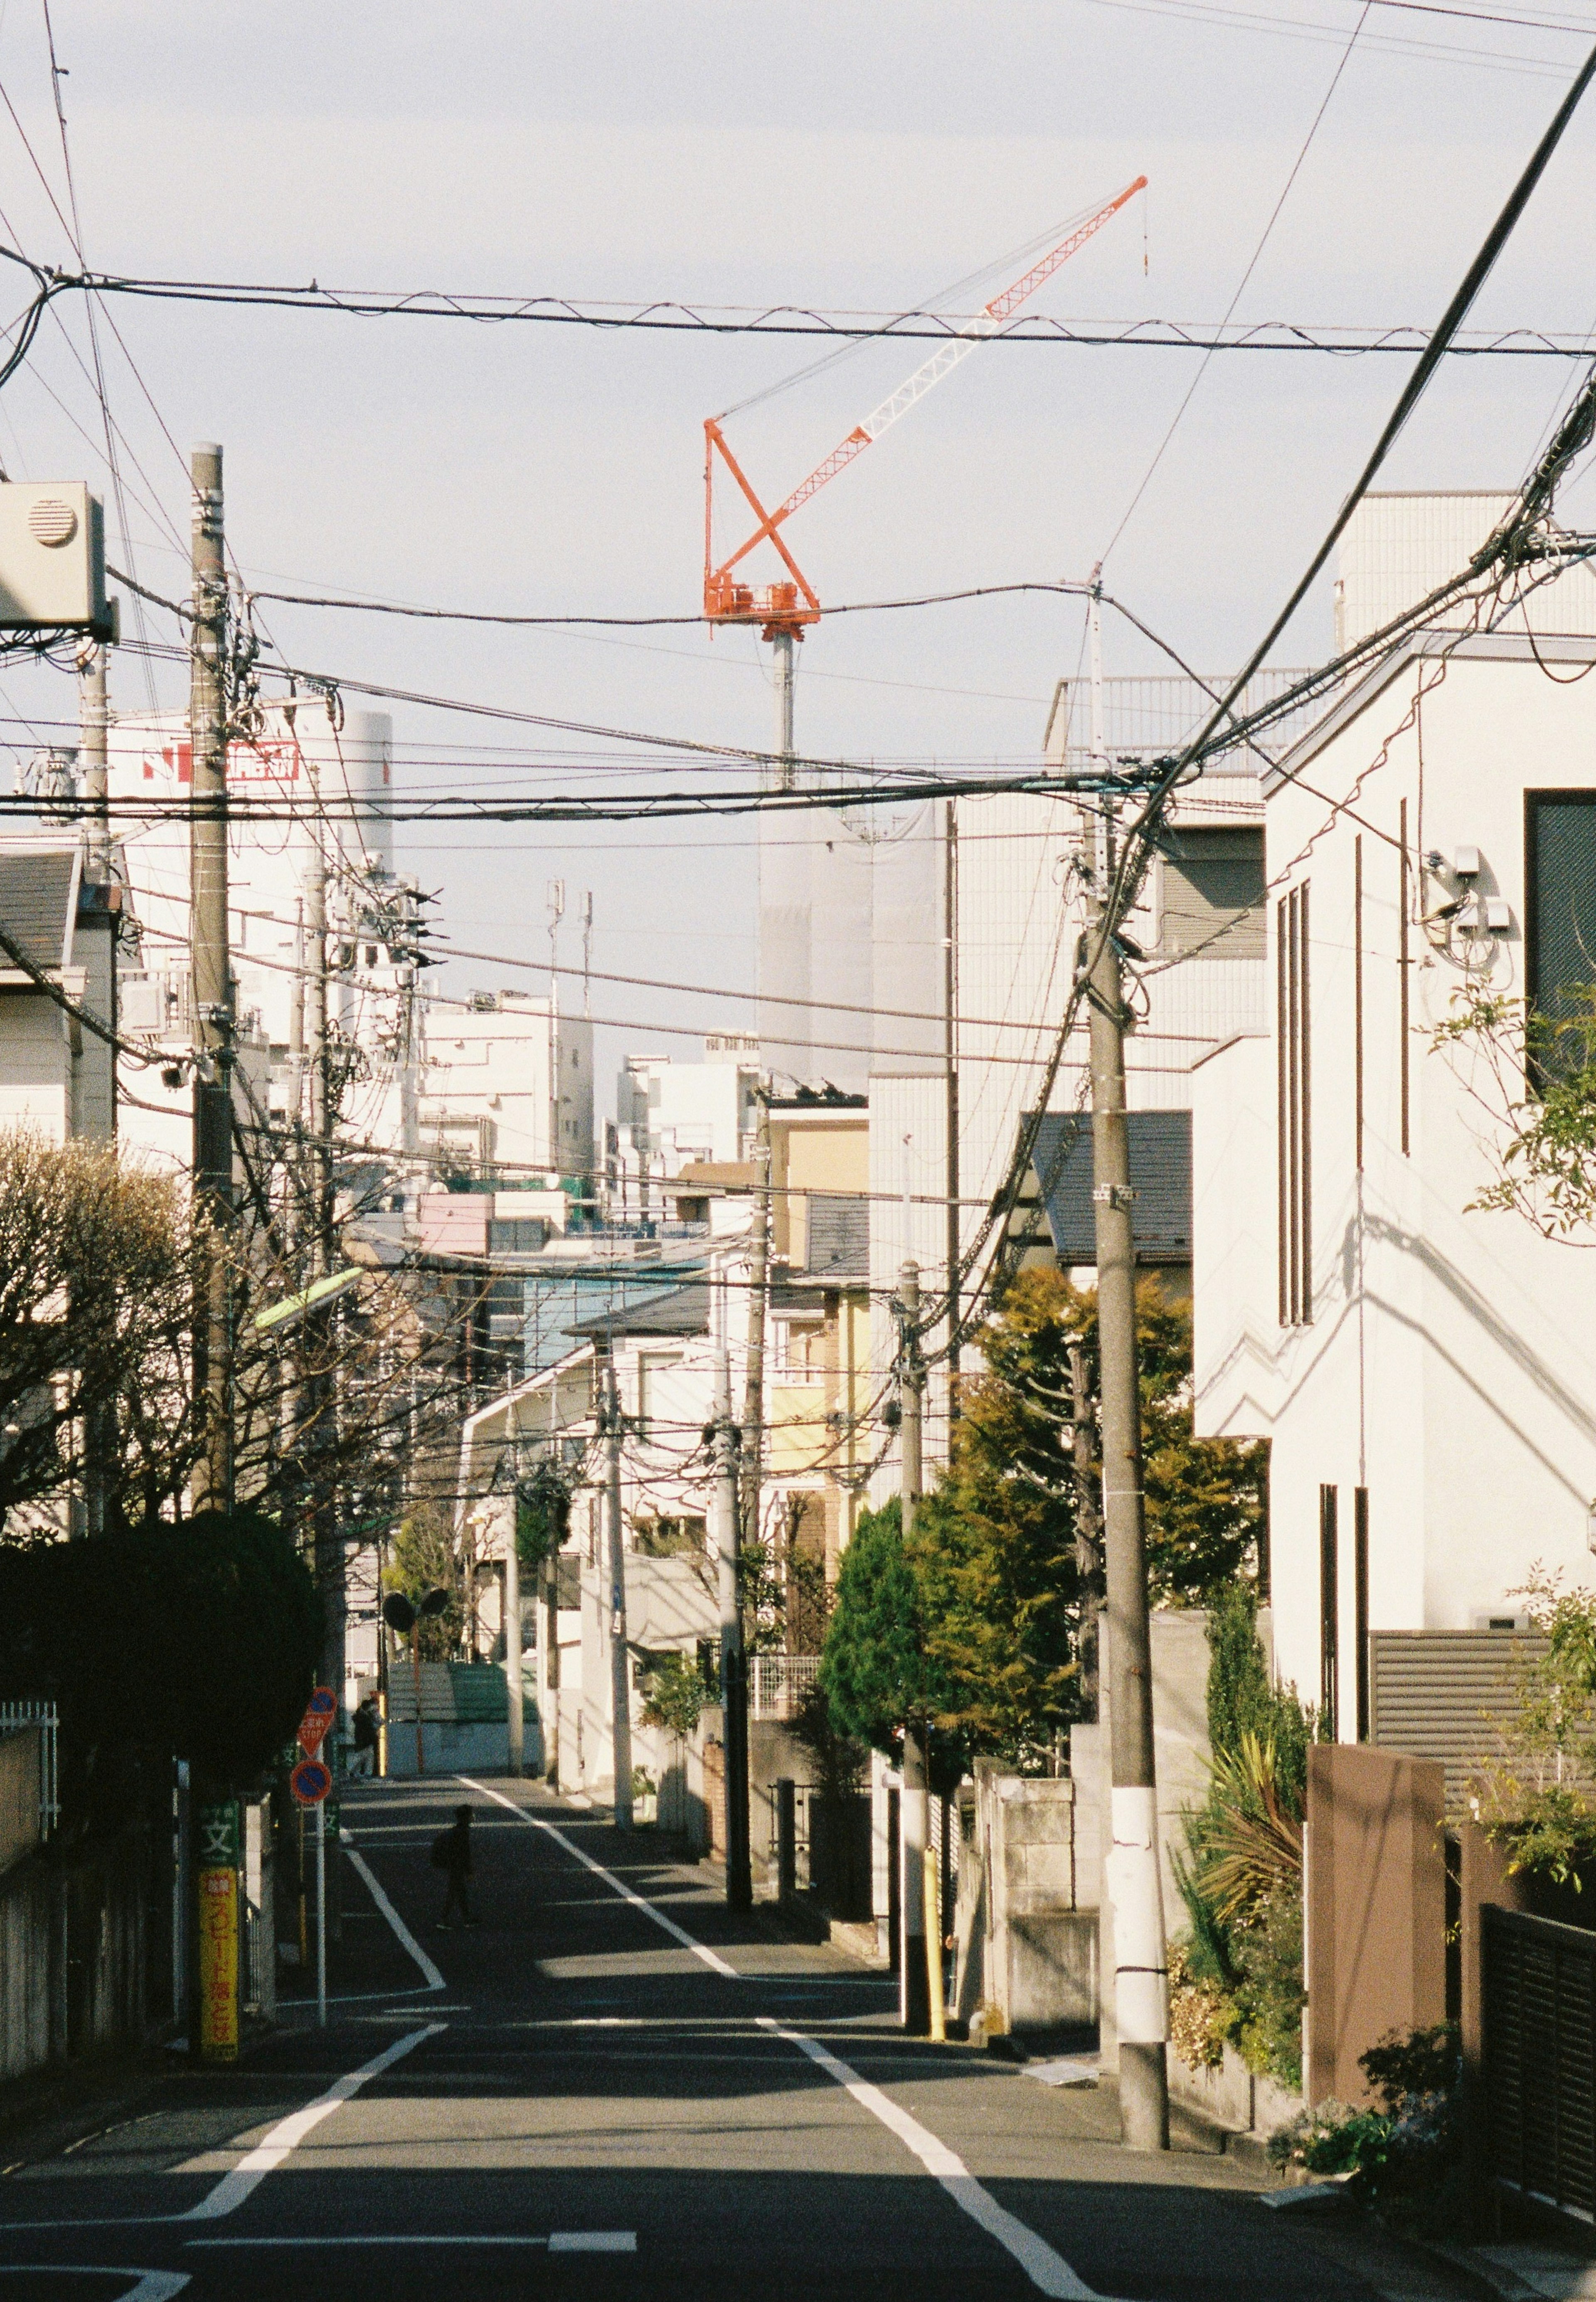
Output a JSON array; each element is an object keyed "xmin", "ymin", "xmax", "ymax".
[
  {"xmin": 78, "ymin": 638, "xmax": 109, "ymax": 883},
  {"xmin": 603, "ymin": 1357, "xmax": 633, "ymax": 1828},
  {"xmin": 943, "ymin": 801, "xmax": 960, "ymax": 1411},
  {"xmin": 1069, "ymin": 1340, "xmax": 1103, "ymax": 1720},
  {"xmin": 79, "ymin": 634, "xmax": 113, "ymax": 1535},
  {"xmin": 1084, "ymin": 574, "xmax": 1169, "ymax": 2151},
  {"xmin": 188, "ymin": 443, "xmax": 234, "ymax": 1515},
  {"xmin": 504, "ymin": 1489, "xmax": 523, "ymax": 1777},
  {"xmin": 897, "ymin": 1260, "xmax": 932, "ymax": 2036},
  {"xmin": 302, "ymin": 745, "xmax": 344, "ymax": 1726},
  {"xmin": 714, "ymin": 1330, "xmax": 751, "ymax": 1908},
  {"xmin": 729, "ymin": 1101, "xmax": 769, "ymax": 1904},
  {"xmin": 547, "ymin": 879, "xmax": 565, "ymax": 1178}
]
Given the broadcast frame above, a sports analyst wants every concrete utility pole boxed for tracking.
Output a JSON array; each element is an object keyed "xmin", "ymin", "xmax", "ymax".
[
  {"xmin": 943, "ymin": 802, "xmax": 960, "ymax": 1407},
  {"xmin": 713, "ymin": 1331, "xmax": 751, "ymax": 1908},
  {"xmin": 1084, "ymin": 576, "xmax": 1169, "ymax": 2151},
  {"xmin": 302, "ymin": 747, "xmax": 344, "ymax": 1718},
  {"xmin": 1069, "ymin": 1340, "xmax": 1103, "ymax": 1720},
  {"xmin": 77, "ymin": 638, "xmax": 109, "ymax": 882},
  {"xmin": 897, "ymin": 1260, "xmax": 932, "ymax": 2036},
  {"xmin": 726, "ymin": 1103, "xmax": 769, "ymax": 1903},
  {"xmin": 504, "ymin": 1492, "xmax": 523, "ymax": 1777},
  {"xmin": 188, "ymin": 443, "xmax": 234, "ymax": 1514},
  {"xmin": 603, "ymin": 1357, "xmax": 633, "ymax": 1828}
]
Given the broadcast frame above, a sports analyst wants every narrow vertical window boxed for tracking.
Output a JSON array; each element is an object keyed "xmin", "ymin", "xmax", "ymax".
[
  {"xmin": 1354, "ymin": 836, "xmax": 1364, "ymax": 1173},
  {"xmin": 1320, "ymin": 1483, "xmax": 1340, "ymax": 1738},
  {"xmin": 1354, "ymin": 1488, "xmax": 1370, "ymax": 1742},
  {"xmin": 1399, "ymin": 798, "xmax": 1411, "ymax": 1156},
  {"xmin": 1277, "ymin": 883, "xmax": 1313, "ymax": 1324},
  {"xmin": 1277, "ymin": 897, "xmax": 1290, "ymax": 1328}
]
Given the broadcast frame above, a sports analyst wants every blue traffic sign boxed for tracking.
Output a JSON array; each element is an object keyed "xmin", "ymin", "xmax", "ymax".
[{"xmin": 291, "ymin": 1758, "xmax": 332, "ymax": 1807}]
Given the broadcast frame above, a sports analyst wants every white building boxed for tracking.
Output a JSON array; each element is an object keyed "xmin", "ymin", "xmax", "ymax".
[
  {"xmin": 419, "ymin": 987, "xmax": 593, "ymax": 1182},
  {"xmin": 106, "ymin": 703, "xmax": 401, "ymax": 1174},
  {"xmin": 608, "ymin": 1033, "xmax": 761, "ymax": 1214},
  {"xmin": 0, "ymin": 836, "xmax": 118, "ymax": 1143},
  {"xmin": 1193, "ymin": 493, "xmax": 1596, "ymax": 1732}
]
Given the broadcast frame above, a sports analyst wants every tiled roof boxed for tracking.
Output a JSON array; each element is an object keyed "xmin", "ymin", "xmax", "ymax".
[{"xmin": 1029, "ymin": 1109, "xmax": 1192, "ymax": 1263}]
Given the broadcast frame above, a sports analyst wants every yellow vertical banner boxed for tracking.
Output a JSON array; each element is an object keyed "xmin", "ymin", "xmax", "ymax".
[{"xmin": 197, "ymin": 1798, "xmax": 240, "ymax": 2063}]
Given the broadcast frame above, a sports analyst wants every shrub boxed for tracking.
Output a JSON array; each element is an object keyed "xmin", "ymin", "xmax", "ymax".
[{"xmin": 640, "ymin": 1651, "xmax": 708, "ymax": 1739}]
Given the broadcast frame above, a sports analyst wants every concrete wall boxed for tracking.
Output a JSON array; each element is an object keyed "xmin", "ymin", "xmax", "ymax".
[
  {"xmin": 952, "ymin": 1766, "xmax": 1098, "ymax": 2038},
  {"xmin": 0, "ymin": 1828, "xmax": 150, "ymax": 2083},
  {"xmin": 1305, "ymin": 1743, "xmax": 1446, "ymax": 2107}
]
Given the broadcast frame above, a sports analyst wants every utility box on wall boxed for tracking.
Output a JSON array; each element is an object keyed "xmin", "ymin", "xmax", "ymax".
[{"xmin": 0, "ymin": 484, "xmax": 109, "ymax": 634}]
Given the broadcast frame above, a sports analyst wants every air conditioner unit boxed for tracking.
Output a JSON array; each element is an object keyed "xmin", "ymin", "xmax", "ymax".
[{"xmin": 0, "ymin": 484, "xmax": 109, "ymax": 634}]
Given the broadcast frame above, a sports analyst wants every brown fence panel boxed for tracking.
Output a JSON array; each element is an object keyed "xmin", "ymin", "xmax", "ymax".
[{"xmin": 1484, "ymin": 1905, "xmax": 1596, "ymax": 2221}]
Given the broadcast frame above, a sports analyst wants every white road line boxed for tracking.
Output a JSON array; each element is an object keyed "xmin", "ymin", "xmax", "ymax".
[
  {"xmin": 457, "ymin": 1776, "xmax": 738, "ymax": 1979},
  {"xmin": 0, "ymin": 2278, "xmax": 188, "ymax": 2297},
  {"xmin": 757, "ymin": 2017, "xmax": 1100, "ymax": 2300},
  {"xmin": 458, "ymin": 1776, "xmax": 1101, "ymax": 2300},
  {"xmin": 182, "ymin": 2022, "xmax": 445, "ymax": 2221},
  {"xmin": 339, "ymin": 1828, "xmax": 446, "ymax": 1991},
  {"xmin": 186, "ymin": 2232, "xmax": 635, "ymax": 2250}
]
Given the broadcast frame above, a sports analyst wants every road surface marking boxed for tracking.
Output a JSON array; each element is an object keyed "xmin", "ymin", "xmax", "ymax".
[
  {"xmin": 455, "ymin": 1777, "xmax": 1101, "ymax": 2300},
  {"xmin": 339, "ymin": 1828, "xmax": 446, "ymax": 1990},
  {"xmin": 0, "ymin": 2277, "xmax": 188, "ymax": 2297},
  {"xmin": 457, "ymin": 1776, "xmax": 738, "ymax": 1978},
  {"xmin": 758, "ymin": 2017, "xmax": 1100, "ymax": 2300},
  {"xmin": 182, "ymin": 2022, "xmax": 445, "ymax": 2220},
  {"xmin": 187, "ymin": 2233, "xmax": 633, "ymax": 2249}
]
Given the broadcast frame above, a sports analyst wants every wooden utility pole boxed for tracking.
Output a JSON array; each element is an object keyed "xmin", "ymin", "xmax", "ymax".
[
  {"xmin": 897, "ymin": 1260, "xmax": 932, "ymax": 2036},
  {"xmin": 603, "ymin": 1357, "xmax": 633, "ymax": 1828},
  {"xmin": 188, "ymin": 443, "xmax": 233, "ymax": 1513},
  {"xmin": 714, "ymin": 1333, "xmax": 750, "ymax": 1909},
  {"xmin": 1084, "ymin": 577, "xmax": 1169, "ymax": 2151}
]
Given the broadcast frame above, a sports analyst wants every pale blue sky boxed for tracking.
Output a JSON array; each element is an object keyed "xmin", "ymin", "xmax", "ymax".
[{"xmin": 0, "ymin": 0, "xmax": 1592, "ymax": 1100}]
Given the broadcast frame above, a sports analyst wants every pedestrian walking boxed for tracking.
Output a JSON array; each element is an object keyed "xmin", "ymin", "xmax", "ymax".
[
  {"xmin": 350, "ymin": 1693, "xmax": 380, "ymax": 1779},
  {"xmin": 431, "ymin": 1803, "xmax": 475, "ymax": 1927}
]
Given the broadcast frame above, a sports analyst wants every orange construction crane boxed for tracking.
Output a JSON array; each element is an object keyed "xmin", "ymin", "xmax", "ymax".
[{"xmin": 703, "ymin": 175, "xmax": 1148, "ymax": 645}]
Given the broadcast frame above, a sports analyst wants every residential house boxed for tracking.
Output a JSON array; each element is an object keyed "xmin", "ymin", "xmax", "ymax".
[{"xmin": 1193, "ymin": 492, "xmax": 1596, "ymax": 1732}]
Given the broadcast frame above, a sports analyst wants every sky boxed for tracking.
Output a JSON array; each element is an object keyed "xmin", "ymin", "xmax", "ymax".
[{"xmin": 0, "ymin": 0, "xmax": 1594, "ymax": 1114}]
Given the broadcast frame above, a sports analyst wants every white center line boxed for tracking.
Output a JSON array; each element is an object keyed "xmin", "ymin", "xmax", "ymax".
[
  {"xmin": 458, "ymin": 1776, "xmax": 1104, "ymax": 2300},
  {"xmin": 186, "ymin": 2232, "xmax": 635, "ymax": 2250},
  {"xmin": 757, "ymin": 2016, "xmax": 1101, "ymax": 2300},
  {"xmin": 458, "ymin": 1776, "xmax": 738, "ymax": 1977}
]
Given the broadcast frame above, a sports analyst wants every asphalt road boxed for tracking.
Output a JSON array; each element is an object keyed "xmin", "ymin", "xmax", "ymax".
[{"xmin": 0, "ymin": 1775, "xmax": 1450, "ymax": 2302}]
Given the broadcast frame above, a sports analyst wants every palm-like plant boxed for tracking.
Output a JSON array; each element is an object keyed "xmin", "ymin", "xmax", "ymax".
[{"xmin": 1194, "ymin": 1732, "xmax": 1303, "ymax": 1926}]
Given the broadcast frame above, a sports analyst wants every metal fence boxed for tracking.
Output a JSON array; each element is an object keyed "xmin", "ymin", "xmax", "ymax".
[
  {"xmin": 749, "ymin": 1654, "xmax": 820, "ymax": 1720},
  {"xmin": 0, "ymin": 1701, "xmax": 59, "ymax": 1834},
  {"xmin": 1484, "ymin": 1903, "xmax": 1596, "ymax": 2221}
]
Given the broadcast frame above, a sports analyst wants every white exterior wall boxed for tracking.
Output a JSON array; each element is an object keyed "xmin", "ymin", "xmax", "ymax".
[
  {"xmin": 1194, "ymin": 632, "xmax": 1596, "ymax": 1722},
  {"xmin": 419, "ymin": 992, "xmax": 594, "ymax": 1179},
  {"xmin": 616, "ymin": 1046, "xmax": 759, "ymax": 1172}
]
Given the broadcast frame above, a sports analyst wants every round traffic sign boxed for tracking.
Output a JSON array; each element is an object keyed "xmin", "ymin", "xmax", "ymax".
[
  {"xmin": 306, "ymin": 1687, "xmax": 336, "ymax": 1716},
  {"xmin": 291, "ymin": 1758, "xmax": 332, "ymax": 1807}
]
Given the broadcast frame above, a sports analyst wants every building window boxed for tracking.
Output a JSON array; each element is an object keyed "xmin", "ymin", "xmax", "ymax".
[
  {"xmin": 1277, "ymin": 883, "xmax": 1312, "ymax": 1325},
  {"xmin": 1526, "ymin": 790, "xmax": 1596, "ymax": 1083},
  {"xmin": 1320, "ymin": 1483, "xmax": 1339, "ymax": 1739},
  {"xmin": 632, "ymin": 1517, "xmax": 707, "ymax": 1558},
  {"xmin": 634, "ymin": 1351, "xmax": 681, "ymax": 1437},
  {"xmin": 1160, "ymin": 827, "xmax": 1266, "ymax": 960}
]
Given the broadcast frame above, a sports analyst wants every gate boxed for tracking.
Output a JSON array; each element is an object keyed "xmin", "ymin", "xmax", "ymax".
[{"xmin": 1484, "ymin": 1903, "xmax": 1596, "ymax": 2221}]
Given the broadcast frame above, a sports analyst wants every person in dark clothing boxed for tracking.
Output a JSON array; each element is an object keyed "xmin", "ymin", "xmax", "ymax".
[
  {"xmin": 432, "ymin": 1803, "xmax": 474, "ymax": 1927},
  {"xmin": 350, "ymin": 1695, "xmax": 379, "ymax": 1779}
]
